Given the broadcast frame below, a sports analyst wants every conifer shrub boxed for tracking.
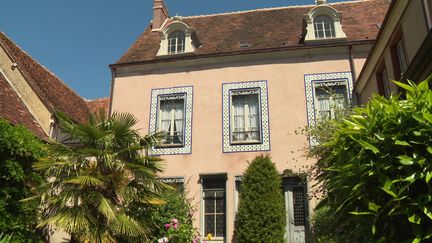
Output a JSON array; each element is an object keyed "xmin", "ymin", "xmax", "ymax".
[{"xmin": 235, "ymin": 155, "xmax": 286, "ymax": 243}]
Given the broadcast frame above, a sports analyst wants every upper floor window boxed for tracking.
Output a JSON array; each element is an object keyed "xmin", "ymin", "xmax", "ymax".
[
  {"xmin": 156, "ymin": 19, "xmax": 196, "ymax": 56},
  {"xmin": 314, "ymin": 15, "xmax": 335, "ymax": 39},
  {"xmin": 157, "ymin": 94, "xmax": 185, "ymax": 146},
  {"xmin": 231, "ymin": 89, "xmax": 261, "ymax": 144},
  {"xmin": 315, "ymin": 85, "xmax": 348, "ymax": 120},
  {"xmin": 396, "ymin": 40, "xmax": 408, "ymax": 75},
  {"xmin": 222, "ymin": 81, "xmax": 270, "ymax": 153},
  {"xmin": 304, "ymin": 5, "xmax": 347, "ymax": 42},
  {"xmin": 168, "ymin": 31, "xmax": 185, "ymax": 54},
  {"xmin": 148, "ymin": 86, "xmax": 193, "ymax": 155}
]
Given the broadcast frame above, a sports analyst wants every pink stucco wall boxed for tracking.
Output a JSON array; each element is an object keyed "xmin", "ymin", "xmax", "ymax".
[{"xmin": 111, "ymin": 46, "xmax": 370, "ymax": 241}]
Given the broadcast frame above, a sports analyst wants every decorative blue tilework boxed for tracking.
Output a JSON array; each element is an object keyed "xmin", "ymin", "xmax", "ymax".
[
  {"xmin": 304, "ymin": 72, "xmax": 353, "ymax": 145},
  {"xmin": 222, "ymin": 81, "xmax": 270, "ymax": 153},
  {"xmin": 148, "ymin": 86, "xmax": 193, "ymax": 155}
]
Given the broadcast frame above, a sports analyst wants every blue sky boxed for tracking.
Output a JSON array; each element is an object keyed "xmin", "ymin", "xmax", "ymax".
[{"xmin": 0, "ymin": 0, "xmax": 350, "ymax": 99}]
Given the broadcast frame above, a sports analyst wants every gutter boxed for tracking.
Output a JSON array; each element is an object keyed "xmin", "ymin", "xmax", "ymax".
[{"xmin": 109, "ymin": 40, "xmax": 375, "ymax": 69}]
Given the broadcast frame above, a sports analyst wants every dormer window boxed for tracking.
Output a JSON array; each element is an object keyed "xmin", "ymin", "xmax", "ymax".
[
  {"xmin": 168, "ymin": 31, "xmax": 185, "ymax": 54},
  {"xmin": 304, "ymin": 5, "xmax": 347, "ymax": 42},
  {"xmin": 156, "ymin": 19, "xmax": 197, "ymax": 57},
  {"xmin": 314, "ymin": 15, "xmax": 335, "ymax": 39}
]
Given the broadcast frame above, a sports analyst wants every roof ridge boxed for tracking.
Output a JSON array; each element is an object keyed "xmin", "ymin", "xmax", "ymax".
[{"xmin": 183, "ymin": 0, "xmax": 365, "ymax": 19}]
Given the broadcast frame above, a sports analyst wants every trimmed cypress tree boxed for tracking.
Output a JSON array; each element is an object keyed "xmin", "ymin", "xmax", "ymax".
[{"xmin": 235, "ymin": 155, "xmax": 286, "ymax": 243}]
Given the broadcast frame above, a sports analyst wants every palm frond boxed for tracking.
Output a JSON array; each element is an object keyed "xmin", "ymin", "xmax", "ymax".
[
  {"xmin": 111, "ymin": 213, "xmax": 146, "ymax": 237},
  {"xmin": 97, "ymin": 195, "xmax": 117, "ymax": 221},
  {"xmin": 65, "ymin": 175, "xmax": 105, "ymax": 187}
]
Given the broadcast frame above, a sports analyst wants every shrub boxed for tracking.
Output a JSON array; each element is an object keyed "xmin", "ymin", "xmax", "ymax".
[
  {"xmin": 130, "ymin": 186, "xmax": 196, "ymax": 243},
  {"xmin": 311, "ymin": 76, "xmax": 432, "ymax": 242},
  {"xmin": 235, "ymin": 155, "xmax": 286, "ymax": 242},
  {"xmin": 0, "ymin": 119, "xmax": 45, "ymax": 242}
]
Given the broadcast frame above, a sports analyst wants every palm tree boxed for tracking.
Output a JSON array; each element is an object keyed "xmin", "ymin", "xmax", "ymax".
[{"xmin": 32, "ymin": 110, "xmax": 168, "ymax": 242}]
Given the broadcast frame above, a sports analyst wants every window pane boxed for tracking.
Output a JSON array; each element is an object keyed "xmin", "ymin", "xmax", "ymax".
[
  {"xmin": 314, "ymin": 15, "xmax": 335, "ymax": 39},
  {"xmin": 293, "ymin": 187, "xmax": 306, "ymax": 226},
  {"xmin": 231, "ymin": 91, "xmax": 260, "ymax": 142},
  {"xmin": 168, "ymin": 31, "xmax": 186, "ymax": 54},
  {"xmin": 396, "ymin": 41, "xmax": 407, "ymax": 73},
  {"xmin": 158, "ymin": 96, "xmax": 185, "ymax": 144},
  {"xmin": 205, "ymin": 215, "xmax": 215, "ymax": 236},
  {"xmin": 216, "ymin": 215, "xmax": 225, "ymax": 237}
]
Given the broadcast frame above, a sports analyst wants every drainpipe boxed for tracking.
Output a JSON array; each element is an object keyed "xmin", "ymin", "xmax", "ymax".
[
  {"xmin": 108, "ymin": 68, "xmax": 116, "ymax": 117},
  {"xmin": 347, "ymin": 45, "xmax": 359, "ymax": 104}
]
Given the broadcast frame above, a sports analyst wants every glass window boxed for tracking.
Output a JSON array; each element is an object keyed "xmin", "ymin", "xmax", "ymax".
[
  {"xmin": 396, "ymin": 40, "xmax": 407, "ymax": 74},
  {"xmin": 157, "ymin": 94, "xmax": 185, "ymax": 146},
  {"xmin": 315, "ymin": 85, "xmax": 348, "ymax": 120},
  {"xmin": 380, "ymin": 69, "xmax": 391, "ymax": 98},
  {"xmin": 314, "ymin": 15, "xmax": 335, "ymax": 39},
  {"xmin": 230, "ymin": 89, "xmax": 261, "ymax": 144},
  {"xmin": 168, "ymin": 31, "xmax": 185, "ymax": 54},
  {"xmin": 292, "ymin": 187, "xmax": 306, "ymax": 226},
  {"xmin": 203, "ymin": 179, "xmax": 225, "ymax": 239}
]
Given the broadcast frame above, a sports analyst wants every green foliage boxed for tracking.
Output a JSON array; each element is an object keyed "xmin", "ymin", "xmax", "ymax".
[
  {"xmin": 0, "ymin": 232, "xmax": 13, "ymax": 243},
  {"xmin": 235, "ymin": 155, "xmax": 286, "ymax": 242},
  {"xmin": 130, "ymin": 186, "xmax": 196, "ymax": 242},
  {"xmin": 311, "ymin": 76, "xmax": 432, "ymax": 242},
  {"xmin": 0, "ymin": 119, "xmax": 44, "ymax": 242},
  {"xmin": 31, "ymin": 111, "xmax": 169, "ymax": 242}
]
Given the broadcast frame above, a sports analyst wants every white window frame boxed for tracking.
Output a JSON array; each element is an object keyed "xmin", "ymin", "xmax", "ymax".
[
  {"xmin": 168, "ymin": 31, "xmax": 186, "ymax": 54},
  {"xmin": 157, "ymin": 94, "xmax": 186, "ymax": 147},
  {"xmin": 314, "ymin": 85, "xmax": 348, "ymax": 120},
  {"xmin": 222, "ymin": 81, "xmax": 270, "ymax": 153},
  {"xmin": 304, "ymin": 5, "xmax": 347, "ymax": 42},
  {"xmin": 200, "ymin": 176, "xmax": 227, "ymax": 242},
  {"xmin": 313, "ymin": 15, "xmax": 336, "ymax": 39},
  {"xmin": 230, "ymin": 89, "xmax": 261, "ymax": 144}
]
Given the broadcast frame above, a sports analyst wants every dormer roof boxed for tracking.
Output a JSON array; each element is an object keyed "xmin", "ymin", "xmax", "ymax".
[{"xmin": 114, "ymin": 0, "xmax": 390, "ymax": 66}]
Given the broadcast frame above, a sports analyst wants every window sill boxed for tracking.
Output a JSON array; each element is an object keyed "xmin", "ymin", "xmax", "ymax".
[
  {"xmin": 304, "ymin": 36, "xmax": 347, "ymax": 44},
  {"xmin": 230, "ymin": 140, "xmax": 262, "ymax": 146},
  {"xmin": 155, "ymin": 144, "xmax": 185, "ymax": 148},
  {"xmin": 155, "ymin": 52, "xmax": 194, "ymax": 59}
]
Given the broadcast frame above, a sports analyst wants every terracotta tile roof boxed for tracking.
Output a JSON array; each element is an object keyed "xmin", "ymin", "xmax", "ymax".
[
  {"xmin": 86, "ymin": 97, "xmax": 109, "ymax": 116},
  {"xmin": 0, "ymin": 72, "xmax": 47, "ymax": 139},
  {"xmin": 115, "ymin": 0, "xmax": 390, "ymax": 65},
  {"xmin": 0, "ymin": 32, "xmax": 90, "ymax": 123}
]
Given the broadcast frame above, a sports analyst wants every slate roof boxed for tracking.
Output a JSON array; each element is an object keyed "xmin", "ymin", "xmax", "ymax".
[
  {"xmin": 0, "ymin": 32, "xmax": 90, "ymax": 123},
  {"xmin": 0, "ymin": 72, "xmax": 47, "ymax": 139},
  {"xmin": 115, "ymin": 0, "xmax": 390, "ymax": 65},
  {"xmin": 86, "ymin": 97, "xmax": 109, "ymax": 116}
]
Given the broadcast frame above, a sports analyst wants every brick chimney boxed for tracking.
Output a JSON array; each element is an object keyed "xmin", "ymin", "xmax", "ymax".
[{"xmin": 152, "ymin": 0, "xmax": 169, "ymax": 30}]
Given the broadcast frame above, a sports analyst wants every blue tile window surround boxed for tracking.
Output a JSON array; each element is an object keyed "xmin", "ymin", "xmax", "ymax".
[
  {"xmin": 304, "ymin": 72, "xmax": 353, "ymax": 145},
  {"xmin": 222, "ymin": 80, "xmax": 270, "ymax": 153},
  {"xmin": 148, "ymin": 86, "xmax": 193, "ymax": 155}
]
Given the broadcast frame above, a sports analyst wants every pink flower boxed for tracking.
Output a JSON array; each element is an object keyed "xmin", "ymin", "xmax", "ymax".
[
  {"xmin": 171, "ymin": 218, "xmax": 178, "ymax": 224},
  {"xmin": 173, "ymin": 223, "xmax": 178, "ymax": 230},
  {"xmin": 164, "ymin": 223, "xmax": 171, "ymax": 229}
]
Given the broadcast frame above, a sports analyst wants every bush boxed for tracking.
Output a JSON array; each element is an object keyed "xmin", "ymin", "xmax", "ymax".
[
  {"xmin": 0, "ymin": 119, "xmax": 45, "ymax": 242},
  {"xmin": 311, "ymin": 77, "xmax": 432, "ymax": 242},
  {"xmin": 130, "ymin": 186, "xmax": 196, "ymax": 243},
  {"xmin": 235, "ymin": 155, "xmax": 286, "ymax": 242}
]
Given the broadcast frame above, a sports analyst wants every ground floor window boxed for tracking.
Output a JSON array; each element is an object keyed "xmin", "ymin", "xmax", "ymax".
[{"xmin": 202, "ymin": 176, "xmax": 226, "ymax": 240}]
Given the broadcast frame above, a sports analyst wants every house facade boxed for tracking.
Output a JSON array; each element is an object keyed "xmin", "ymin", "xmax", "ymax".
[
  {"xmin": 109, "ymin": 0, "xmax": 389, "ymax": 242},
  {"xmin": 355, "ymin": 0, "xmax": 432, "ymax": 102}
]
